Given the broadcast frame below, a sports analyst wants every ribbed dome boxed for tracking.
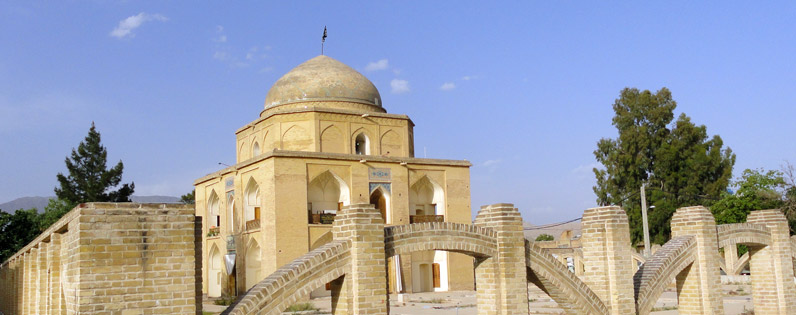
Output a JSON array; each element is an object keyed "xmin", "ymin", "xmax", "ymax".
[{"xmin": 264, "ymin": 55, "xmax": 383, "ymax": 112}]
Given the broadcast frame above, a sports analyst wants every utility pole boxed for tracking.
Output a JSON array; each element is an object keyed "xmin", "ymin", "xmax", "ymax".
[{"xmin": 640, "ymin": 183, "xmax": 651, "ymax": 257}]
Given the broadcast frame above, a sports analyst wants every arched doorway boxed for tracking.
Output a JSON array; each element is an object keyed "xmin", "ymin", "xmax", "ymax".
[
  {"xmin": 208, "ymin": 245, "xmax": 223, "ymax": 298},
  {"xmin": 369, "ymin": 188, "xmax": 388, "ymax": 222},
  {"xmin": 245, "ymin": 240, "xmax": 262, "ymax": 290}
]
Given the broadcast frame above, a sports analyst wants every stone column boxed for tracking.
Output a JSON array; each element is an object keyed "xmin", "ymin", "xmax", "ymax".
[
  {"xmin": 37, "ymin": 241, "xmax": 48, "ymax": 314},
  {"xmin": 747, "ymin": 210, "xmax": 796, "ymax": 314},
  {"xmin": 580, "ymin": 206, "xmax": 635, "ymax": 315},
  {"xmin": 671, "ymin": 206, "xmax": 723, "ymax": 314},
  {"xmin": 473, "ymin": 203, "xmax": 528, "ymax": 315},
  {"xmin": 49, "ymin": 233, "xmax": 64, "ymax": 315},
  {"xmin": 331, "ymin": 204, "xmax": 388, "ymax": 314},
  {"xmin": 27, "ymin": 249, "xmax": 37, "ymax": 314},
  {"xmin": 723, "ymin": 243, "xmax": 739, "ymax": 275}
]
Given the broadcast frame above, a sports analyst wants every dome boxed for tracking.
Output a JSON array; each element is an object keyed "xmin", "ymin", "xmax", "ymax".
[{"xmin": 264, "ymin": 55, "xmax": 384, "ymax": 113}]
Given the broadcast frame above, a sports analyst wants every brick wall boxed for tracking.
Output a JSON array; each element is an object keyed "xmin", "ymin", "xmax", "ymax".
[{"xmin": 0, "ymin": 203, "xmax": 201, "ymax": 315}]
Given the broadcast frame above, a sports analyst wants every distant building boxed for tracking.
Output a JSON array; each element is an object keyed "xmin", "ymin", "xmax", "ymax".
[{"xmin": 195, "ymin": 55, "xmax": 475, "ymax": 297}]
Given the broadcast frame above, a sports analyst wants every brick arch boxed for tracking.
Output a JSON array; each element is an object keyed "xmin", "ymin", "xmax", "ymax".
[
  {"xmin": 225, "ymin": 240, "xmax": 351, "ymax": 315},
  {"xmin": 633, "ymin": 235, "xmax": 697, "ymax": 314},
  {"xmin": 525, "ymin": 240, "xmax": 609, "ymax": 314},
  {"xmin": 732, "ymin": 252, "xmax": 750, "ymax": 276},
  {"xmin": 384, "ymin": 222, "xmax": 497, "ymax": 258},
  {"xmin": 717, "ymin": 223, "xmax": 772, "ymax": 248}
]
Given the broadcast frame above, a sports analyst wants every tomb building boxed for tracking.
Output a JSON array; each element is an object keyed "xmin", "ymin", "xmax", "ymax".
[{"xmin": 194, "ymin": 55, "xmax": 474, "ymax": 297}]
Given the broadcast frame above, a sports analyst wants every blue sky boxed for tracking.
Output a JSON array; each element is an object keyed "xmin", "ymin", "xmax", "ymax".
[{"xmin": 2, "ymin": 2, "xmax": 795, "ymax": 224}]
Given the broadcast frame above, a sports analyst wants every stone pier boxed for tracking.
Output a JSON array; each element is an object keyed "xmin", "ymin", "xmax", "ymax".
[
  {"xmin": 747, "ymin": 210, "xmax": 796, "ymax": 314},
  {"xmin": 671, "ymin": 206, "xmax": 723, "ymax": 314}
]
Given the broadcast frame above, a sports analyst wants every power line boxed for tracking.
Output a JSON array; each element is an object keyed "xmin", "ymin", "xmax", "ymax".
[{"xmin": 524, "ymin": 217, "xmax": 582, "ymax": 230}]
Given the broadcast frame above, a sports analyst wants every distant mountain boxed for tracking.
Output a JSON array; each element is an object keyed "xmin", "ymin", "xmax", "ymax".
[{"xmin": 0, "ymin": 196, "xmax": 181, "ymax": 213}]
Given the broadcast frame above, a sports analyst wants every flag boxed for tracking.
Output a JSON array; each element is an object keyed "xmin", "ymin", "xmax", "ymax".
[{"xmin": 322, "ymin": 26, "xmax": 327, "ymax": 43}]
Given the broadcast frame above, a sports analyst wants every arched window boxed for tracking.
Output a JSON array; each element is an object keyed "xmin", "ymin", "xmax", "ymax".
[
  {"xmin": 244, "ymin": 178, "xmax": 261, "ymax": 223},
  {"xmin": 354, "ymin": 133, "xmax": 370, "ymax": 155},
  {"xmin": 252, "ymin": 142, "xmax": 261, "ymax": 157},
  {"xmin": 208, "ymin": 191, "xmax": 220, "ymax": 228},
  {"xmin": 227, "ymin": 194, "xmax": 236, "ymax": 233}
]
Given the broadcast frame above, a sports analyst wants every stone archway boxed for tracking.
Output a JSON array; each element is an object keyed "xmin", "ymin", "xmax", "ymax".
[{"xmin": 208, "ymin": 244, "xmax": 223, "ymax": 298}]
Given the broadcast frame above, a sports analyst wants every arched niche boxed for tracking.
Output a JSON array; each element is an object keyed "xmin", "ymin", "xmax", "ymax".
[
  {"xmin": 244, "ymin": 178, "xmax": 261, "ymax": 223},
  {"xmin": 207, "ymin": 191, "xmax": 220, "ymax": 229},
  {"xmin": 353, "ymin": 130, "xmax": 371, "ymax": 155},
  {"xmin": 320, "ymin": 125, "xmax": 345, "ymax": 154},
  {"xmin": 208, "ymin": 244, "xmax": 223, "ymax": 298},
  {"xmin": 245, "ymin": 239, "xmax": 262, "ymax": 290},
  {"xmin": 307, "ymin": 171, "xmax": 350, "ymax": 221},
  {"xmin": 380, "ymin": 130, "xmax": 402, "ymax": 156},
  {"xmin": 409, "ymin": 176, "xmax": 445, "ymax": 217},
  {"xmin": 252, "ymin": 141, "xmax": 261, "ymax": 157},
  {"xmin": 282, "ymin": 125, "xmax": 312, "ymax": 151}
]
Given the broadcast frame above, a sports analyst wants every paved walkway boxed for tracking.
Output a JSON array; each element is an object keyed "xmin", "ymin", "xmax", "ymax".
[{"xmin": 202, "ymin": 283, "xmax": 756, "ymax": 314}]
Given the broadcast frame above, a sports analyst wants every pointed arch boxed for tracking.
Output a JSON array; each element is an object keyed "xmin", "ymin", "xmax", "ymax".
[
  {"xmin": 308, "ymin": 171, "xmax": 350, "ymax": 221},
  {"xmin": 252, "ymin": 141, "xmax": 261, "ymax": 157},
  {"xmin": 207, "ymin": 190, "xmax": 220, "ymax": 229},
  {"xmin": 409, "ymin": 176, "xmax": 445, "ymax": 217},
  {"xmin": 352, "ymin": 128, "xmax": 372, "ymax": 155},
  {"xmin": 380, "ymin": 130, "xmax": 402, "ymax": 156},
  {"xmin": 320, "ymin": 125, "xmax": 345, "ymax": 154},
  {"xmin": 282, "ymin": 125, "xmax": 312, "ymax": 151},
  {"xmin": 239, "ymin": 141, "xmax": 247, "ymax": 161},
  {"xmin": 245, "ymin": 239, "xmax": 263, "ymax": 290},
  {"xmin": 244, "ymin": 178, "xmax": 261, "ymax": 223},
  {"xmin": 227, "ymin": 193, "xmax": 236, "ymax": 233},
  {"xmin": 369, "ymin": 186, "xmax": 391, "ymax": 224},
  {"xmin": 208, "ymin": 244, "xmax": 223, "ymax": 298}
]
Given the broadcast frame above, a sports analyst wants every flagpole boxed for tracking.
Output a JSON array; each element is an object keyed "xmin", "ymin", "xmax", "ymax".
[{"xmin": 322, "ymin": 26, "xmax": 327, "ymax": 55}]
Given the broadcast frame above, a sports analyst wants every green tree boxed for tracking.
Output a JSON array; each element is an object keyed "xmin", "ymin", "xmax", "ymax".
[
  {"xmin": 711, "ymin": 169, "xmax": 787, "ymax": 225},
  {"xmin": 181, "ymin": 189, "xmax": 195, "ymax": 205},
  {"xmin": 593, "ymin": 87, "xmax": 735, "ymax": 245},
  {"xmin": 46, "ymin": 123, "xmax": 134, "ymax": 229},
  {"xmin": 0, "ymin": 208, "xmax": 41, "ymax": 262},
  {"xmin": 38, "ymin": 198, "xmax": 75, "ymax": 232},
  {"xmin": 535, "ymin": 234, "xmax": 555, "ymax": 241}
]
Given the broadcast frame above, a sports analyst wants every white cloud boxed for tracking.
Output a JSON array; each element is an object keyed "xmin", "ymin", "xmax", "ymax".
[
  {"xmin": 110, "ymin": 13, "xmax": 167, "ymax": 39},
  {"xmin": 440, "ymin": 82, "xmax": 456, "ymax": 91},
  {"xmin": 213, "ymin": 25, "xmax": 227, "ymax": 42},
  {"xmin": 365, "ymin": 59, "xmax": 389, "ymax": 71},
  {"xmin": 483, "ymin": 159, "xmax": 502, "ymax": 167},
  {"xmin": 462, "ymin": 75, "xmax": 478, "ymax": 81},
  {"xmin": 390, "ymin": 79, "xmax": 410, "ymax": 94},
  {"xmin": 212, "ymin": 51, "xmax": 228, "ymax": 60}
]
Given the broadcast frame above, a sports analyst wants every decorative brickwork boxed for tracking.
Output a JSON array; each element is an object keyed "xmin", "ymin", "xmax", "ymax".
[
  {"xmin": 581, "ymin": 206, "xmax": 635, "ymax": 315},
  {"xmin": 384, "ymin": 222, "xmax": 497, "ymax": 258},
  {"xmin": 224, "ymin": 240, "xmax": 352, "ymax": 315},
  {"xmin": 525, "ymin": 239, "xmax": 608, "ymax": 314},
  {"xmin": 746, "ymin": 210, "xmax": 796, "ymax": 314},
  {"xmin": 633, "ymin": 235, "xmax": 696, "ymax": 314},
  {"xmin": 0, "ymin": 203, "xmax": 201, "ymax": 315},
  {"xmin": 671, "ymin": 206, "xmax": 724, "ymax": 314}
]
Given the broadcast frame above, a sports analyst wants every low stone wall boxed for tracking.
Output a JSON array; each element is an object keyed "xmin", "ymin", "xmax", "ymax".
[{"xmin": 0, "ymin": 202, "xmax": 201, "ymax": 315}]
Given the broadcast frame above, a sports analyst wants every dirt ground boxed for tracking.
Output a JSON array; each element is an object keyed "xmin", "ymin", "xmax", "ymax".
[{"xmin": 203, "ymin": 282, "xmax": 756, "ymax": 314}]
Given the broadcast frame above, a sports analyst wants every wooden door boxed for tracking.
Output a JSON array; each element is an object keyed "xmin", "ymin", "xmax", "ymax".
[{"xmin": 432, "ymin": 263, "xmax": 441, "ymax": 288}]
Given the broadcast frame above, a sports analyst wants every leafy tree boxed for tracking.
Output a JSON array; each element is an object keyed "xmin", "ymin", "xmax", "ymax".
[
  {"xmin": 593, "ymin": 88, "xmax": 735, "ymax": 245},
  {"xmin": 38, "ymin": 198, "xmax": 75, "ymax": 232},
  {"xmin": 711, "ymin": 168, "xmax": 791, "ymax": 229},
  {"xmin": 781, "ymin": 161, "xmax": 796, "ymax": 233},
  {"xmin": 181, "ymin": 189, "xmax": 195, "ymax": 205},
  {"xmin": 535, "ymin": 234, "xmax": 555, "ymax": 241},
  {"xmin": 0, "ymin": 208, "xmax": 41, "ymax": 262}
]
